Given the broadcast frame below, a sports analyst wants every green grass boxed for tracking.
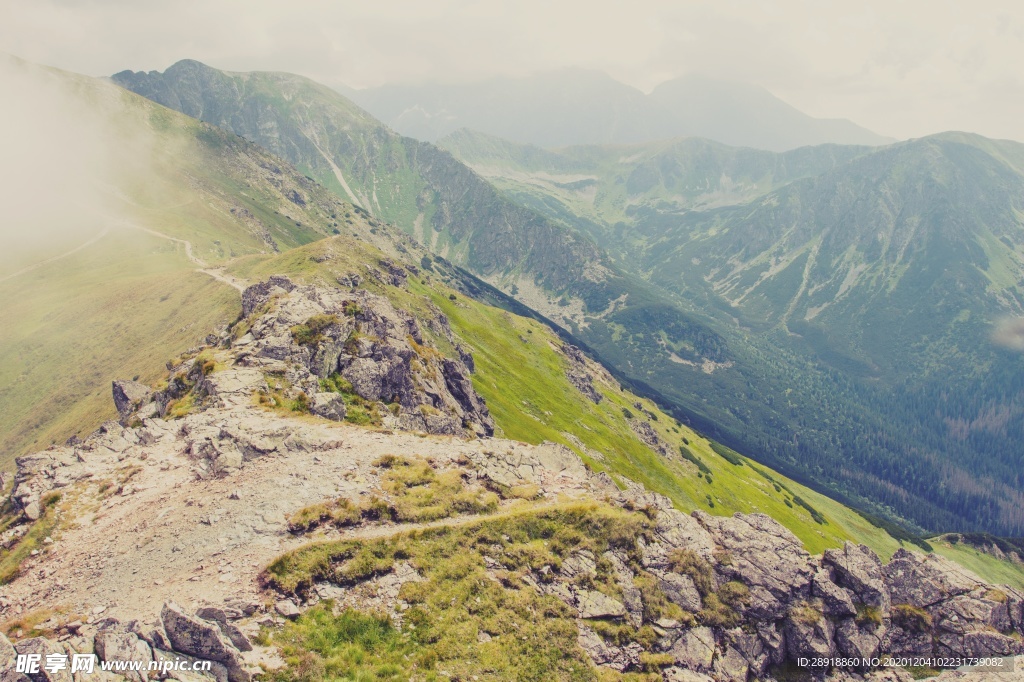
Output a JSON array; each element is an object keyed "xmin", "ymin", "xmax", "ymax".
[
  {"xmin": 263, "ymin": 605, "xmax": 420, "ymax": 682},
  {"xmin": 930, "ymin": 540, "xmax": 1024, "ymax": 589},
  {"xmin": 0, "ymin": 492, "xmax": 61, "ymax": 585},
  {"xmin": 0, "ymin": 231, "xmax": 239, "ymax": 468},
  {"xmin": 263, "ymin": 502, "xmax": 658, "ymax": 681}
]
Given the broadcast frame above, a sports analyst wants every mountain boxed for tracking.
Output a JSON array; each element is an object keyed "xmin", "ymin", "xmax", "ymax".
[
  {"xmin": 443, "ymin": 128, "xmax": 1024, "ymax": 536},
  {"xmin": 348, "ymin": 70, "xmax": 894, "ymax": 151},
  {"xmin": 647, "ymin": 75, "xmax": 896, "ymax": 151},
  {"xmin": 111, "ymin": 61, "xmax": 1024, "ymax": 536},
  {"xmin": 111, "ymin": 60, "xmax": 629, "ymax": 317},
  {"xmin": 3, "ymin": 55, "xmax": 1024, "ymax": 681}
]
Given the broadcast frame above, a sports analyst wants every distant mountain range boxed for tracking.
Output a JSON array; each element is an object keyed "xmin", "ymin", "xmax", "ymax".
[
  {"xmin": 344, "ymin": 70, "xmax": 895, "ymax": 151},
  {"xmin": 442, "ymin": 129, "xmax": 1024, "ymax": 535}
]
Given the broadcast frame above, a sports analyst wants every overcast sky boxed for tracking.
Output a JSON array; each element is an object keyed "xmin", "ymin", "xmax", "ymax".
[{"xmin": 1, "ymin": 0, "xmax": 1022, "ymax": 142}]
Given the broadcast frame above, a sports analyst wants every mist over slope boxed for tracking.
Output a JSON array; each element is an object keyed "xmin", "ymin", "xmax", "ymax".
[{"xmin": 0, "ymin": 56, "xmax": 377, "ymax": 463}]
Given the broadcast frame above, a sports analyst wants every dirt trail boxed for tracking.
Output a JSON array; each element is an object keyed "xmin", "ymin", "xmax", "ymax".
[
  {"xmin": 0, "ymin": 228, "xmax": 110, "ymax": 284},
  {"xmin": 0, "ymin": 404, "xmax": 594, "ymax": 626},
  {"xmin": 0, "ymin": 221, "xmax": 247, "ymax": 293},
  {"xmin": 121, "ymin": 222, "xmax": 247, "ymax": 292}
]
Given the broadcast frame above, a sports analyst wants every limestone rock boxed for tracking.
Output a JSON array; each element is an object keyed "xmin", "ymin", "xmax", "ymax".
[
  {"xmin": 667, "ymin": 626, "xmax": 715, "ymax": 671},
  {"xmin": 0, "ymin": 632, "xmax": 29, "ymax": 682},
  {"xmin": 813, "ymin": 567, "xmax": 858, "ymax": 617},
  {"xmin": 785, "ymin": 602, "xmax": 835, "ymax": 660},
  {"xmin": 112, "ymin": 380, "xmax": 153, "ymax": 420},
  {"xmin": 160, "ymin": 603, "xmax": 248, "ymax": 682},
  {"xmin": 94, "ymin": 630, "xmax": 153, "ymax": 682},
  {"xmin": 834, "ymin": 617, "xmax": 884, "ymax": 660},
  {"xmin": 12, "ymin": 638, "xmax": 72, "ymax": 682},
  {"xmin": 824, "ymin": 542, "xmax": 890, "ymax": 611},
  {"xmin": 194, "ymin": 609, "xmax": 252, "ymax": 653},
  {"xmin": 576, "ymin": 627, "xmax": 642, "ymax": 672},
  {"xmin": 274, "ymin": 600, "xmax": 300, "ymax": 620},
  {"xmin": 883, "ymin": 549, "xmax": 981, "ymax": 608},
  {"xmin": 578, "ymin": 590, "xmax": 626, "ymax": 619},
  {"xmin": 152, "ymin": 649, "xmax": 228, "ymax": 682},
  {"xmin": 695, "ymin": 511, "xmax": 813, "ymax": 620},
  {"xmin": 309, "ymin": 392, "xmax": 346, "ymax": 421},
  {"xmin": 657, "ymin": 571, "xmax": 702, "ymax": 612}
]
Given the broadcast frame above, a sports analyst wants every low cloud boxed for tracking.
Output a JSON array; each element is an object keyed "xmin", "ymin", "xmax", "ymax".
[{"xmin": 0, "ymin": 1, "xmax": 1022, "ymax": 142}]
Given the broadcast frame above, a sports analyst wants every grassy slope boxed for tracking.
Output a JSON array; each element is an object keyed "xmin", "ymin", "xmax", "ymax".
[
  {"xmin": 0, "ymin": 231, "xmax": 238, "ymax": 460},
  {"xmin": 228, "ymin": 237, "xmax": 927, "ymax": 560},
  {"xmin": 929, "ymin": 541, "xmax": 1024, "ymax": 590}
]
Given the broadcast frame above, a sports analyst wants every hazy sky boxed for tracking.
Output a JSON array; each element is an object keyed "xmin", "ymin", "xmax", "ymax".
[{"xmin": 1, "ymin": 0, "xmax": 1022, "ymax": 142}]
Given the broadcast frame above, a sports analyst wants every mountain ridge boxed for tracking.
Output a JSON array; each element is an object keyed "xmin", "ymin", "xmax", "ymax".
[{"xmin": 347, "ymin": 69, "xmax": 895, "ymax": 151}]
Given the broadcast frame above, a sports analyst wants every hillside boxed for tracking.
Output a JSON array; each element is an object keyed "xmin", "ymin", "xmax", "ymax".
[
  {"xmin": 346, "ymin": 70, "xmax": 893, "ymax": 151},
  {"xmin": 110, "ymin": 60, "xmax": 616, "ymax": 307},
  {"xmin": 0, "ymin": 56, "xmax": 412, "ymax": 465},
  {"xmin": 443, "ymin": 128, "xmax": 1024, "ymax": 536}
]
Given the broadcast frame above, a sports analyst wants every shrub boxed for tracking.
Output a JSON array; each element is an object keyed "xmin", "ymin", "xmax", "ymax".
[
  {"xmin": 679, "ymin": 445, "xmax": 711, "ymax": 475},
  {"xmin": 319, "ymin": 373, "xmax": 355, "ymax": 394},
  {"xmin": 709, "ymin": 441, "xmax": 745, "ymax": 466},
  {"xmin": 699, "ymin": 593, "xmax": 742, "ymax": 628},
  {"xmin": 892, "ymin": 603, "xmax": 932, "ymax": 632},
  {"xmin": 667, "ymin": 549, "xmax": 714, "ymax": 596},
  {"xmin": 291, "ymin": 314, "xmax": 338, "ymax": 347},
  {"xmin": 289, "ymin": 392, "xmax": 310, "ymax": 413}
]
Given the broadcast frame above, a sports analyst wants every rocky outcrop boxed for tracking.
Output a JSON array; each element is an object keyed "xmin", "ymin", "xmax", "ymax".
[
  {"xmin": 501, "ymin": 491, "xmax": 1024, "ymax": 680},
  {"xmin": 115, "ymin": 277, "xmax": 494, "ymax": 439},
  {"xmin": 0, "ymin": 604, "xmax": 253, "ymax": 682},
  {"xmin": 562, "ymin": 344, "xmax": 602, "ymax": 404},
  {"xmin": 112, "ymin": 381, "xmax": 154, "ymax": 423}
]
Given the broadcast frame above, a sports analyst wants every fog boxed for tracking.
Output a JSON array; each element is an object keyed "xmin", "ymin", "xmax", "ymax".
[
  {"xmin": 1, "ymin": 0, "xmax": 1022, "ymax": 142},
  {"xmin": 993, "ymin": 317, "xmax": 1024, "ymax": 352},
  {"xmin": 0, "ymin": 55, "xmax": 149, "ymax": 275}
]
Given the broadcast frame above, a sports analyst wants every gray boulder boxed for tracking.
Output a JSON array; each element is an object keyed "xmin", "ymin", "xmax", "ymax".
[
  {"xmin": 1, "ymin": 632, "xmax": 30, "ymax": 682},
  {"xmin": 667, "ymin": 626, "xmax": 716, "ymax": 671},
  {"xmin": 112, "ymin": 380, "xmax": 153, "ymax": 420},
  {"xmin": 576, "ymin": 627, "xmax": 643, "ymax": 672},
  {"xmin": 160, "ymin": 603, "xmax": 248, "ymax": 682},
  {"xmin": 834, "ymin": 617, "xmax": 884, "ymax": 660},
  {"xmin": 577, "ymin": 590, "xmax": 626, "ymax": 619},
  {"xmin": 152, "ymin": 649, "xmax": 228, "ymax": 682},
  {"xmin": 194, "ymin": 609, "xmax": 252, "ymax": 653},
  {"xmin": 785, "ymin": 601, "xmax": 835, "ymax": 660},
  {"xmin": 883, "ymin": 549, "xmax": 980, "ymax": 608},
  {"xmin": 12, "ymin": 638, "xmax": 72, "ymax": 682},
  {"xmin": 824, "ymin": 542, "xmax": 890, "ymax": 611},
  {"xmin": 657, "ymin": 571, "xmax": 702, "ymax": 613},
  {"xmin": 94, "ymin": 630, "xmax": 152, "ymax": 682},
  {"xmin": 695, "ymin": 511, "xmax": 814, "ymax": 620},
  {"xmin": 309, "ymin": 392, "xmax": 346, "ymax": 421},
  {"xmin": 812, "ymin": 568, "xmax": 858, "ymax": 617}
]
